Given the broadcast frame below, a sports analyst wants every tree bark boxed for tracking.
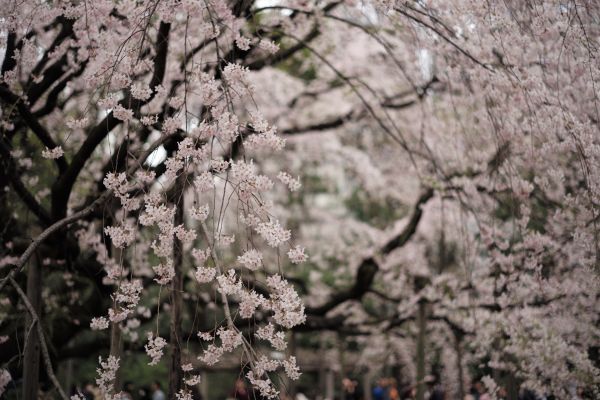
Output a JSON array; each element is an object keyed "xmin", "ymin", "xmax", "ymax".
[
  {"xmin": 23, "ymin": 258, "xmax": 41, "ymax": 400},
  {"xmin": 415, "ymin": 300, "xmax": 427, "ymax": 400},
  {"xmin": 454, "ymin": 331, "xmax": 465, "ymax": 400}
]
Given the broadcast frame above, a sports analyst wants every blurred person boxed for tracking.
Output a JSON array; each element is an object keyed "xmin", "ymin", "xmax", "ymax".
[
  {"xmin": 296, "ymin": 390, "xmax": 310, "ymax": 400},
  {"xmin": 121, "ymin": 381, "xmax": 135, "ymax": 400},
  {"xmin": 138, "ymin": 385, "xmax": 152, "ymax": 400},
  {"xmin": 83, "ymin": 382, "xmax": 99, "ymax": 400},
  {"xmin": 372, "ymin": 378, "xmax": 386, "ymax": 400},
  {"xmin": 231, "ymin": 378, "xmax": 251, "ymax": 400},
  {"xmin": 151, "ymin": 381, "xmax": 166, "ymax": 400},
  {"xmin": 342, "ymin": 377, "xmax": 363, "ymax": 400},
  {"xmin": 387, "ymin": 379, "xmax": 399, "ymax": 400},
  {"xmin": 428, "ymin": 385, "xmax": 444, "ymax": 400}
]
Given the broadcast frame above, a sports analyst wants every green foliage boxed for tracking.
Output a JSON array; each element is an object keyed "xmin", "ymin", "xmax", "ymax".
[
  {"xmin": 344, "ymin": 189, "xmax": 406, "ymax": 229},
  {"xmin": 278, "ymin": 48, "xmax": 318, "ymax": 82}
]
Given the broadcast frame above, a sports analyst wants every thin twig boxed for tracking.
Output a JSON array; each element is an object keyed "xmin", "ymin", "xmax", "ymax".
[{"xmin": 10, "ymin": 277, "xmax": 68, "ymax": 400}]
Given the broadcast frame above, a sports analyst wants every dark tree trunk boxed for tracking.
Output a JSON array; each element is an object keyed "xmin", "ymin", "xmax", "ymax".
[
  {"xmin": 23, "ymin": 259, "xmax": 41, "ymax": 400},
  {"xmin": 454, "ymin": 331, "xmax": 465, "ymax": 400},
  {"xmin": 415, "ymin": 300, "xmax": 427, "ymax": 400}
]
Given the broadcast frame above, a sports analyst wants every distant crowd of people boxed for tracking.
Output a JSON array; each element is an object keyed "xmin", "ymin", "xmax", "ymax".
[
  {"xmin": 70, "ymin": 380, "xmax": 201, "ymax": 400},
  {"xmin": 346, "ymin": 376, "xmax": 555, "ymax": 400},
  {"xmin": 366, "ymin": 376, "xmax": 445, "ymax": 400},
  {"xmin": 70, "ymin": 376, "xmax": 588, "ymax": 400}
]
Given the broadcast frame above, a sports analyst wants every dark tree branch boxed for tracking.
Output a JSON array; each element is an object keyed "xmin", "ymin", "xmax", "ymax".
[
  {"xmin": 381, "ymin": 188, "xmax": 434, "ymax": 254},
  {"xmin": 280, "ymin": 110, "xmax": 355, "ymax": 135},
  {"xmin": 0, "ymin": 139, "xmax": 52, "ymax": 225},
  {"xmin": 306, "ymin": 188, "xmax": 435, "ymax": 316},
  {"xmin": 0, "ymin": 86, "xmax": 68, "ymax": 173},
  {"xmin": 1, "ymin": 32, "xmax": 17, "ymax": 74},
  {"xmin": 27, "ymin": 19, "xmax": 74, "ymax": 88},
  {"xmin": 306, "ymin": 257, "xmax": 379, "ymax": 316},
  {"xmin": 0, "ymin": 134, "xmax": 171, "ymax": 293},
  {"xmin": 394, "ymin": 6, "xmax": 492, "ymax": 71},
  {"xmin": 32, "ymin": 61, "xmax": 88, "ymax": 118},
  {"xmin": 51, "ymin": 22, "xmax": 171, "ymax": 220}
]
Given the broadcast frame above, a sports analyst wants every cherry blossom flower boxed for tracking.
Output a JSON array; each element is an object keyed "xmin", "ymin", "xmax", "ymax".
[
  {"xmin": 42, "ymin": 146, "xmax": 64, "ymax": 159},
  {"xmin": 287, "ymin": 245, "xmax": 308, "ymax": 264},
  {"xmin": 145, "ymin": 332, "xmax": 167, "ymax": 366}
]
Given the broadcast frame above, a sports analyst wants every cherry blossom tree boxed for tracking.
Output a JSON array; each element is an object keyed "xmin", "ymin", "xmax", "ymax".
[{"xmin": 0, "ymin": 1, "xmax": 599, "ymax": 399}]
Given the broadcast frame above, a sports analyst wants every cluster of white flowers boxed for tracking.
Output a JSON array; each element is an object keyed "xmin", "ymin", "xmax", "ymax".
[
  {"xmin": 245, "ymin": 129, "xmax": 286, "ymax": 152},
  {"xmin": 153, "ymin": 260, "xmax": 175, "ymax": 285},
  {"xmin": 145, "ymin": 332, "xmax": 168, "ymax": 366},
  {"xmin": 104, "ymin": 224, "xmax": 136, "ymax": 248},
  {"xmin": 112, "ymin": 72, "xmax": 131, "ymax": 89},
  {"xmin": 239, "ymin": 290, "xmax": 265, "ymax": 318},
  {"xmin": 247, "ymin": 370, "xmax": 279, "ymax": 399},
  {"xmin": 112, "ymin": 104, "xmax": 134, "ymax": 121},
  {"xmin": 190, "ymin": 204, "xmax": 209, "ymax": 221},
  {"xmin": 141, "ymin": 115, "xmax": 158, "ymax": 126},
  {"xmin": 256, "ymin": 220, "xmax": 291, "ymax": 247},
  {"xmin": 287, "ymin": 245, "xmax": 308, "ymax": 264},
  {"xmin": 131, "ymin": 83, "xmax": 153, "ymax": 100},
  {"xmin": 90, "ymin": 316, "xmax": 109, "ymax": 330},
  {"xmin": 266, "ymin": 275, "xmax": 306, "ymax": 329},
  {"xmin": 223, "ymin": 63, "xmax": 254, "ymax": 97},
  {"xmin": 237, "ymin": 249, "xmax": 263, "ymax": 270},
  {"xmin": 277, "ymin": 172, "xmax": 301, "ymax": 192},
  {"xmin": 42, "ymin": 146, "xmax": 64, "ymax": 159},
  {"xmin": 195, "ymin": 266, "xmax": 216, "ymax": 283},
  {"xmin": 173, "ymin": 225, "xmax": 197, "ymax": 244},
  {"xmin": 184, "ymin": 374, "xmax": 201, "ymax": 386},
  {"xmin": 255, "ymin": 323, "xmax": 287, "ymax": 351},
  {"xmin": 104, "ymin": 172, "xmax": 140, "ymax": 211},
  {"xmin": 197, "ymin": 331, "xmax": 214, "ymax": 341},
  {"xmin": 198, "ymin": 344, "xmax": 223, "ymax": 366},
  {"xmin": 210, "ymin": 156, "xmax": 230, "ymax": 173},
  {"xmin": 252, "ymin": 354, "xmax": 301, "ymax": 382},
  {"xmin": 162, "ymin": 116, "xmax": 180, "ymax": 135},
  {"xmin": 231, "ymin": 160, "xmax": 274, "ymax": 200},
  {"xmin": 96, "ymin": 356, "xmax": 120, "ymax": 396},
  {"xmin": 193, "ymin": 172, "xmax": 215, "ymax": 192},
  {"xmin": 217, "ymin": 327, "xmax": 243, "ymax": 351},
  {"xmin": 181, "ymin": 363, "xmax": 193, "ymax": 372},
  {"xmin": 25, "ymin": 2, "xmax": 315, "ymax": 398},
  {"xmin": 282, "ymin": 356, "xmax": 301, "ymax": 380},
  {"xmin": 176, "ymin": 389, "xmax": 193, "ymax": 400},
  {"xmin": 98, "ymin": 93, "xmax": 119, "ymax": 109},
  {"xmin": 191, "ymin": 248, "xmax": 210, "ymax": 265},
  {"xmin": 103, "ymin": 172, "xmax": 129, "ymax": 194},
  {"xmin": 235, "ymin": 35, "xmax": 251, "ymax": 50},
  {"xmin": 216, "ymin": 269, "xmax": 243, "ymax": 295},
  {"xmin": 258, "ymin": 39, "xmax": 280, "ymax": 54},
  {"xmin": 0, "ymin": 369, "xmax": 11, "ymax": 397},
  {"xmin": 106, "ymin": 279, "xmax": 143, "ymax": 323},
  {"xmin": 66, "ymin": 117, "xmax": 88, "ymax": 129}
]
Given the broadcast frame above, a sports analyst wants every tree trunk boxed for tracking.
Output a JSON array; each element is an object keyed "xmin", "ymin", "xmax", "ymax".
[
  {"xmin": 168, "ymin": 178, "xmax": 184, "ymax": 399},
  {"xmin": 319, "ymin": 337, "xmax": 327, "ymax": 397},
  {"xmin": 454, "ymin": 331, "xmax": 465, "ymax": 400},
  {"xmin": 415, "ymin": 300, "xmax": 427, "ymax": 400},
  {"xmin": 23, "ymin": 259, "xmax": 41, "ymax": 400}
]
